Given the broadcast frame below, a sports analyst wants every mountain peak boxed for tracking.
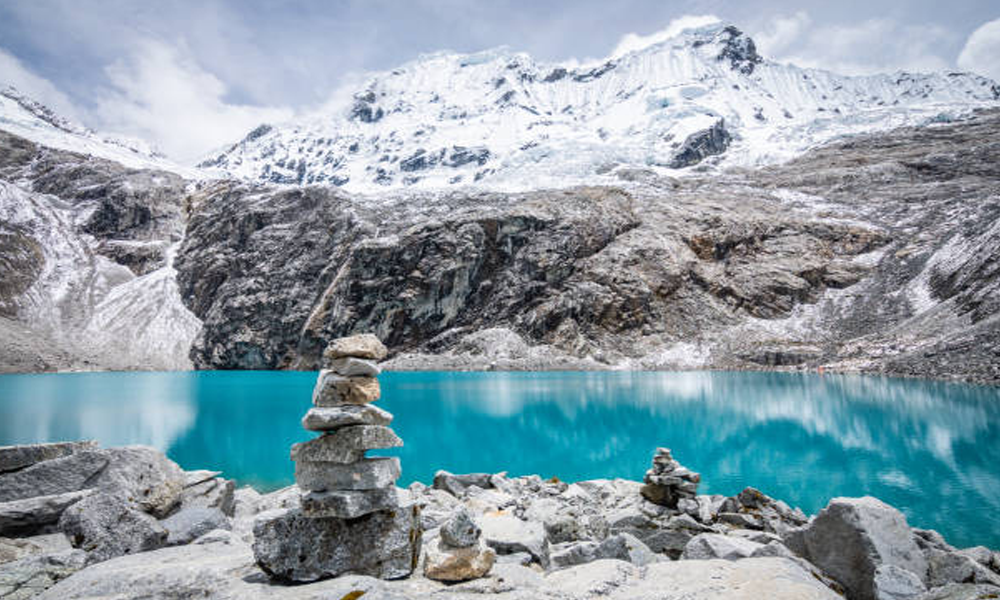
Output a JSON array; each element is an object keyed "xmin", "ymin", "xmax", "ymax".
[{"xmin": 199, "ymin": 22, "xmax": 997, "ymax": 193}]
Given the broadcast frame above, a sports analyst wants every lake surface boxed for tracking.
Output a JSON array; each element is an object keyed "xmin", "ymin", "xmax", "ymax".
[{"xmin": 0, "ymin": 370, "xmax": 998, "ymax": 549}]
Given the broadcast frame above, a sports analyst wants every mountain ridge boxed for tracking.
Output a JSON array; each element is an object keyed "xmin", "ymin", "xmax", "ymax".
[{"xmin": 199, "ymin": 22, "xmax": 998, "ymax": 193}]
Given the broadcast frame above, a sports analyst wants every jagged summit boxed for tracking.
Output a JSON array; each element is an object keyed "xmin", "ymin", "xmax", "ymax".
[{"xmin": 200, "ymin": 22, "xmax": 998, "ymax": 193}]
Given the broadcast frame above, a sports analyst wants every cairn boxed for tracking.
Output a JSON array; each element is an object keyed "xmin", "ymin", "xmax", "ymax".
[
  {"xmin": 252, "ymin": 334, "xmax": 421, "ymax": 583},
  {"xmin": 640, "ymin": 447, "xmax": 700, "ymax": 508}
]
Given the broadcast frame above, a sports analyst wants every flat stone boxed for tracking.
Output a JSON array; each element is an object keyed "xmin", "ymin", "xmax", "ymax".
[
  {"xmin": 300, "ymin": 487, "xmax": 401, "ymax": 519},
  {"xmin": 327, "ymin": 356, "xmax": 381, "ymax": 377},
  {"xmin": 0, "ymin": 490, "xmax": 93, "ymax": 536},
  {"xmin": 179, "ymin": 477, "xmax": 235, "ymax": 517},
  {"xmin": 182, "ymin": 470, "xmax": 221, "ymax": 487},
  {"xmin": 252, "ymin": 504, "xmax": 420, "ymax": 582},
  {"xmin": 322, "ymin": 334, "xmax": 388, "ymax": 362},
  {"xmin": 440, "ymin": 506, "xmax": 481, "ymax": 548},
  {"xmin": 0, "ymin": 442, "xmax": 98, "ymax": 474},
  {"xmin": 302, "ymin": 404, "xmax": 393, "ymax": 431},
  {"xmin": 294, "ymin": 457, "xmax": 401, "ymax": 492},
  {"xmin": 58, "ymin": 492, "xmax": 167, "ymax": 564},
  {"xmin": 312, "ymin": 371, "xmax": 381, "ymax": 406},
  {"xmin": 681, "ymin": 533, "xmax": 765, "ymax": 560},
  {"xmin": 480, "ymin": 512, "xmax": 549, "ymax": 568},
  {"xmin": 290, "ymin": 426, "xmax": 402, "ymax": 463},
  {"xmin": 0, "ymin": 451, "xmax": 108, "ymax": 503},
  {"xmin": 424, "ymin": 537, "xmax": 495, "ymax": 582}
]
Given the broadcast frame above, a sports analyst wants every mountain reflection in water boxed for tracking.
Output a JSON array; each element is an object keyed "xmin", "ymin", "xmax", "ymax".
[{"xmin": 0, "ymin": 370, "xmax": 997, "ymax": 548}]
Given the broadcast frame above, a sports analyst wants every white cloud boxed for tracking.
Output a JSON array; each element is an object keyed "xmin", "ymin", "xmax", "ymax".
[
  {"xmin": 93, "ymin": 39, "xmax": 294, "ymax": 163},
  {"xmin": 751, "ymin": 14, "xmax": 956, "ymax": 76},
  {"xmin": 958, "ymin": 18, "xmax": 1000, "ymax": 82},
  {"xmin": 609, "ymin": 15, "xmax": 721, "ymax": 59},
  {"xmin": 753, "ymin": 12, "xmax": 811, "ymax": 58},
  {"xmin": 0, "ymin": 46, "xmax": 81, "ymax": 120}
]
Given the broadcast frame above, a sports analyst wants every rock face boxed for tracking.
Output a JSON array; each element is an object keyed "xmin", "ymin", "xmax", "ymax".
[
  {"xmin": 172, "ymin": 110, "xmax": 1000, "ymax": 385},
  {"xmin": 668, "ymin": 119, "xmax": 732, "ymax": 168},
  {"xmin": 0, "ymin": 128, "xmax": 198, "ymax": 372},
  {"xmin": 252, "ymin": 335, "xmax": 421, "ymax": 582},
  {"xmin": 788, "ymin": 496, "xmax": 928, "ymax": 600}
]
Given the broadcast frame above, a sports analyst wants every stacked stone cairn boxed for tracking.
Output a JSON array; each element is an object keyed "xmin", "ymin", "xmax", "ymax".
[
  {"xmin": 252, "ymin": 334, "xmax": 421, "ymax": 583},
  {"xmin": 640, "ymin": 447, "xmax": 700, "ymax": 508}
]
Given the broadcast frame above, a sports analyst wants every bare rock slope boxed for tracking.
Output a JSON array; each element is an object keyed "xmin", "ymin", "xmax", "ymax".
[{"xmin": 176, "ymin": 109, "xmax": 1000, "ymax": 383}]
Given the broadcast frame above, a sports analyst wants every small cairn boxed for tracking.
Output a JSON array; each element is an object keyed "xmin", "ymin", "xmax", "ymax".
[
  {"xmin": 640, "ymin": 447, "xmax": 700, "ymax": 508},
  {"xmin": 424, "ymin": 506, "xmax": 496, "ymax": 582},
  {"xmin": 252, "ymin": 334, "xmax": 421, "ymax": 582}
]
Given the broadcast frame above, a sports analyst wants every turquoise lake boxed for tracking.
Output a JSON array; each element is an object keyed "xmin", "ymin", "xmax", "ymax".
[{"xmin": 0, "ymin": 370, "xmax": 998, "ymax": 549}]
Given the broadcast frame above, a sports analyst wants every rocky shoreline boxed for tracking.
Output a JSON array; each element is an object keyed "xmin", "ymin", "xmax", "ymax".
[{"xmin": 2, "ymin": 440, "xmax": 998, "ymax": 600}]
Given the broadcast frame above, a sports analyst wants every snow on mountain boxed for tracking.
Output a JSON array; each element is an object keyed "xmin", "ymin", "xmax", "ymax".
[
  {"xmin": 0, "ymin": 86, "xmax": 200, "ymax": 177},
  {"xmin": 201, "ymin": 23, "xmax": 999, "ymax": 193}
]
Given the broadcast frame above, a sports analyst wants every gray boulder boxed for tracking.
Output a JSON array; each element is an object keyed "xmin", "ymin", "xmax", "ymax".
[
  {"xmin": 57, "ymin": 492, "xmax": 167, "ymax": 564},
  {"xmin": 178, "ymin": 476, "xmax": 235, "ymax": 516},
  {"xmin": 789, "ymin": 496, "xmax": 928, "ymax": 600},
  {"xmin": 93, "ymin": 446, "xmax": 186, "ymax": 518},
  {"xmin": 551, "ymin": 533, "xmax": 656, "ymax": 569},
  {"xmin": 480, "ymin": 512, "xmax": 550, "ymax": 568},
  {"xmin": 873, "ymin": 564, "xmax": 926, "ymax": 600},
  {"xmin": 0, "ymin": 549, "xmax": 86, "ymax": 600},
  {"xmin": 925, "ymin": 548, "xmax": 1000, "ymax": 588},
  {"xmin": 0, "ymin": 442, "xmax": 98, "ymax": 474},
  {"xmin": 433, "ymin": 471, "xmax": 494, "ymax": 497},
  {"xmin": 300, "ymin": 487, "xmax": 401, "ymax": 519},
  {"xmin": 440, "ymin": 506, "xmax": 481, "ymax": 548},
  {"xmin": 160, "ymin": 507, "xmax": 230, "ymax": 546},
  {"xmin": 681, "ymin": 533, "xmax": 764, "ymax": 560},
  {"xmin": 0, "ymin": 490, "xmax": 93, "ymax": 536},
  {"xmin": 0, "ymin": 451, "xmax": 108, "ymax": 503},
  {"xmin": 252, "ymin": 504, "xmax": 421, "ymax": 582}
]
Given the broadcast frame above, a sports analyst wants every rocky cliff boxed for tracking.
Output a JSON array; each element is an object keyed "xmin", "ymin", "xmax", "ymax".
[{"xmin": 173, "ymin": 109, "xmax": 1000, "ymax": 384}]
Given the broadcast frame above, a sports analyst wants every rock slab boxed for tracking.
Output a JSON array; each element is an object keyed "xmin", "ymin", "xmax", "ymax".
[{"xmin": 0, "ymin": 442, "xmax": 98, "ymax": 474}]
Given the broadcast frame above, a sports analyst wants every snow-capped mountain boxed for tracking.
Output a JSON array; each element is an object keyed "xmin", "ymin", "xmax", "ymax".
[
  {"xmin": 201, "ymin": 23, "xmax": 998, "ymax": 193},
  {"xmin": 0, "ymin": 86, "xmax": 197, "ymax": 176}
]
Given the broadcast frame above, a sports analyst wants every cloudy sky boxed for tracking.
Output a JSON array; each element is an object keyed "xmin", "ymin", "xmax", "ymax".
[{"xmin": 1, "ymin": 0, "xmax": 997, "ymax": 163}]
